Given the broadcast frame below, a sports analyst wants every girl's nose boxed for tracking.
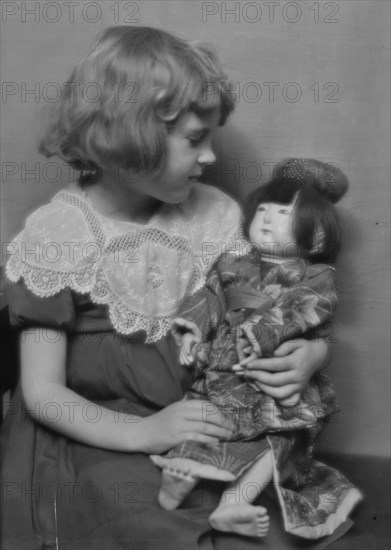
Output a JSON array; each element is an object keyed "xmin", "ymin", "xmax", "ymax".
[
  {"xmin": 264, "ymin": 210, "xmax": 271, "ymax": 224},
  {"xmin": 198, "ymin": 145, "xmax": 216, "ymax": 165}
]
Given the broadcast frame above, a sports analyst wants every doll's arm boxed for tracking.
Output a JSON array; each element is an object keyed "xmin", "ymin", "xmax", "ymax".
[
  {"xmin": 171, "ymin": 317, "xmax": 202, "ymax": 366},
  {"xmin": 173, "ymin": 259, "xmax": 227, "ymax": 347}
]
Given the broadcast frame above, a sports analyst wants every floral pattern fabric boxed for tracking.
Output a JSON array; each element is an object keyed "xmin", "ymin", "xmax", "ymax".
[{"xmin": 153, "ymin": 253, "xmax": 362, "ymax": 538}]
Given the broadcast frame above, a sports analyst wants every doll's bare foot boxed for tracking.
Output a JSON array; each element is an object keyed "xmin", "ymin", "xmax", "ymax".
[
  {"xmin": 158, "ymin": 466, "xmax": 198, "ymax": 510},
  {"xmin": 209, "ymin": 503, "xmax": 269, "ymax": 537}
]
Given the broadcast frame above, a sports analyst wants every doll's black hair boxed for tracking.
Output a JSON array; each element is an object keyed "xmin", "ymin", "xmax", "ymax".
[{"xmin": 242, "ymin": 159, "xmax": 349, "ymax": 264}]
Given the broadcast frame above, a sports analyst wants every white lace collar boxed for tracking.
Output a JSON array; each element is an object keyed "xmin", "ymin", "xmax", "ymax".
[{"xmin": 6, "ymin": 183, "xmax": 247, "ymax": 342}]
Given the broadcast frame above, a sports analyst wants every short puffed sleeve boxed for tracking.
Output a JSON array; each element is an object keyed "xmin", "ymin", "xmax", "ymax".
[
  {"xmin": 6, "ymin": 279, "xmax": 76, "ymax": 330},
  {"xmin": 5, "ymin": 190, "xmax": 96, "ymax": 330}
]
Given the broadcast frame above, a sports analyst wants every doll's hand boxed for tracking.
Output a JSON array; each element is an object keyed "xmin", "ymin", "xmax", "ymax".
[
  {"xmin": 233, "ymin": 339, "xmax": 329, "ymax": 407},
  {"xmin": 172, "ymin": 318, "xmax": 202, "ymax": 366},
  {"xmin": 172, "ymin": 317, "xmax": 201, "ymax": 343},
  {"xmin": 179, "ymin": 333, "xmax": 199, "ymax": 366},
  {"xmin": 233, "ymin": 323, "xmax": 262, "ymax": 370}
]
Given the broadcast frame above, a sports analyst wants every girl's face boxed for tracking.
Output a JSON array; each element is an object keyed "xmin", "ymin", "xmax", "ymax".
[
  {"xmin": 145, "ymin": 109, "xmax": 220, "ymax": 204},
  {"xmin": 249, "ymin": 202, "xmax": 297, "ymax": 259}
]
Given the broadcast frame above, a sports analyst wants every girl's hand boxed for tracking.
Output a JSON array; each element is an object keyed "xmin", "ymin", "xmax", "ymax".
[
  {"xmin": 234, "ymin": 323, "xmax": 262, "ymax": 369},
  {"xmin": 141, "ymin": 400, "xmax": 235, "ymax": 454},
  {"xmin": 234, "ymin": 339, "xmax": 329, "ymax": 407}
]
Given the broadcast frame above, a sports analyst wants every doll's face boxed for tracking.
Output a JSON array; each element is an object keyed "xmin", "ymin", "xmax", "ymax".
[{"xmin": 249, "ymin": 202, "xmax": 297, "ymax": 259}]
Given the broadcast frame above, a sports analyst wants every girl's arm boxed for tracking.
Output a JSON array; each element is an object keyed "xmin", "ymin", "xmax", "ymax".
[{"xmin": 21, "ymin": 328, "xmax": 234, "ymax": 454}]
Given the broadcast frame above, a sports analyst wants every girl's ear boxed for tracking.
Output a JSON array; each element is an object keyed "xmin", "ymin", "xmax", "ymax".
[{"xmin": 309, "ymin": 228, "xmax": 325, "ymax": 255}]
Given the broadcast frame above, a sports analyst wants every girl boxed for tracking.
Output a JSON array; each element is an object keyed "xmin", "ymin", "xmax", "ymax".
[
  {"xmin": 1, "ymin": 27, "xmax": 331, "ymax": 550},
  {"xmin": 152, "ymin": 158, "xmax": 362, "ymax": 539}
]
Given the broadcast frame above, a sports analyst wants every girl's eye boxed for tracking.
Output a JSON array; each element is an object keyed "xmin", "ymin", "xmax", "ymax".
[
  {"xmin": 188, "ymin": 138, "xmax": 202, "ymax": 146},
  {"xmin": 257, "ymin": 205, "xmax": 266, "ymax": 212},
  {"xmin": 187, "ymin": 134, "xmax": 205, "ymax": 146},
  {"xmin": 279, "ymin": 209, "xmax": 290, "ymax": 215}
]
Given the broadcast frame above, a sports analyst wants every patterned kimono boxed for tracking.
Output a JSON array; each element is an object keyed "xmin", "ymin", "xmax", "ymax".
[{"xmin": 152, "ymin": 252, "xmax": 363, "ymax": 539}]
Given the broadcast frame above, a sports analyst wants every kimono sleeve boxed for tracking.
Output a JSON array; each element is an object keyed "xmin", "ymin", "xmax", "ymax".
[{"xmin": 175, "ymin": 259, "xmax": 227, "ymax": 341}]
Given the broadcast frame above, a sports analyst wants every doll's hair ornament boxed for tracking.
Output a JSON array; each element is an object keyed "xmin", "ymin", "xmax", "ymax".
[{"xmin": 275, "ymin": 158, "xmax": 349, "ymax": 203}]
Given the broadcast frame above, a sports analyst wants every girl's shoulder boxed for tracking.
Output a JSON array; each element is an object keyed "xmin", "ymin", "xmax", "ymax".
[
  {"xmin": 23, "ymin": 185, "xmax": 92, "ymax": 231},
  {"xmin": 185, "ymin": 183, "xmax": 241, "ymax": 217},
  {"xmin": 6, "ymin": 186, "xmax": 102, "ymax": 291},
  {"xmin": 183, "ymin": 183, "xmax": 242, "ymax": 229},
  {"xmin": 182, "ymin": 183, "xmax": 248, "ymax": 269}
]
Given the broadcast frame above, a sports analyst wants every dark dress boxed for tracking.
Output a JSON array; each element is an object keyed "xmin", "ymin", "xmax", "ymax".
[{"xmin": 1, "ymin": 184, "xmax": 357, "ymax": 550}]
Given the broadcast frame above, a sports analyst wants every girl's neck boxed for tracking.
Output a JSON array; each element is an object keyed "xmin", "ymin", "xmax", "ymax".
[{"xmin": 84, "ymin": 175, "xmax": 161, "ymax": 224}]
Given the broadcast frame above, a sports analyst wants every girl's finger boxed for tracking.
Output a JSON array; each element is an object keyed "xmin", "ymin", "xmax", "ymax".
[
  {"xmin": 188, "ymin": 421, "xmax": 233, "ymax": 441},
  {"xmin": 243, "ymin": 370, "xmax": 294, "ymax": 387},
  {"xmin": 278, "ymin": 393, "xmax": 301, "ymax": 407},
  {"xmin": 272, "ymin": 339, "xmax": 303, "ymax": 356},
  {"xmin": 238, "ymin": 353, "xmax": 258, "ymax": 368},
  {"xmin": 184, "ymin": 434, "xmax": 219, "ymax": 445},
  {"xmin": 245, "ymin": 356, "xmax": 292, "ymax": 373},
  {"xmin": 235, "ymin": 339, "xmax": 250, "ymax": 362},
  {"xmin": 185, "ymin": 402, "xmax": 235, "ymax": 431},
  {"xmin": 232, "ymin": 364, "xmax": 245, "ymax": 372}
]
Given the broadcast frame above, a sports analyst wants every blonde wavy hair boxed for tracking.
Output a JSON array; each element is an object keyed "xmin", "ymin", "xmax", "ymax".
[{"xmin": 39, "ymin": 26, "xmax": 235, "ymax": 183}]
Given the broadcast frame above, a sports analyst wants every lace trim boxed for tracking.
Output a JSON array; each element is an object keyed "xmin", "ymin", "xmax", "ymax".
[
  {"xmin": 6, "ymin": 243, "xmax": 97, "ymax": 296},
  {"xmin": 56, "ymin": 191, "xmax": 108, "ymax": 249},
  {"xmin": 6, "ymin": 188, "xmax": 245, "ymax": 343},
  {"xmin": 6, "ymin": 191, "xmax": 206, "ymax": 342}
]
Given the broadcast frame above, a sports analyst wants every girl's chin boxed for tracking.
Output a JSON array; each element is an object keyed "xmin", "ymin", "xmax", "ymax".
[{"xmin": 163, "ymin": 186, "xmax": 192, "ymax": 204}]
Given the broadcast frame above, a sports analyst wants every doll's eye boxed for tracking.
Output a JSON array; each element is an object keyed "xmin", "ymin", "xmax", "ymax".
[
  {"xmin": 257, "ymin": 205, "xmax": 266, "ymax": 212},
  {"xmin": 279, "ymin": 208, "xmax": 290, "ymax": 215}
]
